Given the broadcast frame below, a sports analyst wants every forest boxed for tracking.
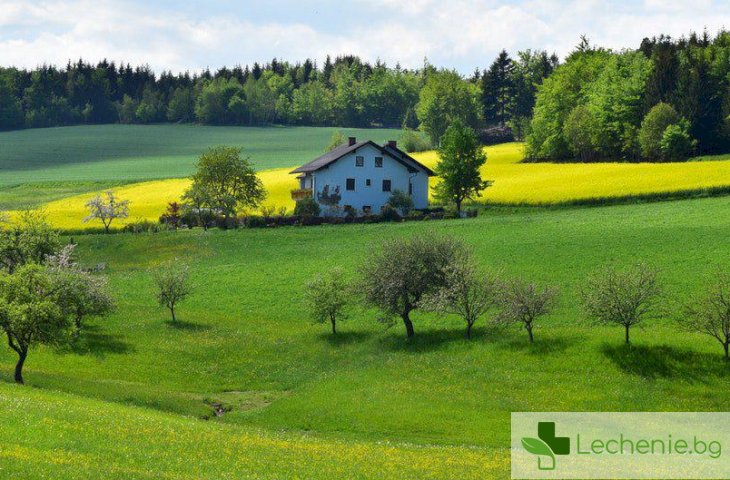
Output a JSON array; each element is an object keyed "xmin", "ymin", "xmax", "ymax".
[
  {"xmin": 0, "ymin": 51, "xmax": 554, "ymax": 146},
  {"xmin": 2, "ymin": 31, "xmax": 730, "ymax": 161}
]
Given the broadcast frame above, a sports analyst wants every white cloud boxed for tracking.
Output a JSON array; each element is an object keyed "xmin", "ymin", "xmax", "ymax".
[{"xmin": 1, "ymin": 0, "xmax": 730, "ymax": 73}]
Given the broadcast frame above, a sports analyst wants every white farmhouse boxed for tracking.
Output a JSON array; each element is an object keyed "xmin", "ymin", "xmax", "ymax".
[{"xmin": 290, "ymin": 137, "xmax": 434, "ymax": 215}]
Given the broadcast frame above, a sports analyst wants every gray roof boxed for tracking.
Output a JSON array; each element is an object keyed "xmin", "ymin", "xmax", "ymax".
[{"xmin": 290, "ymin": 140, "xmax": 435, "ymax": 176}]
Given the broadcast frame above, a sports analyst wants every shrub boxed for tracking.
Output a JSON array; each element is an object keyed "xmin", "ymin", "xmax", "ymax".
[
  {"xmin": 398, "ymin": 129, "xmax": 432, "ymax": 153},
  {"xmin": 380, "ymin": 205, "xmax": 402, "ymax": 222},
  {"xmin": 294, "ymin": 196, "xmax": 321, "ymax": 217},
  {"xmin": 123, "ymin": 218, "xmax": 162, "ymax": 234},
  {"xmin": 660, "ymin": 121, "xmax": 696, "ymax": 161},
  {"xmin": 406, "ymin": 210, "xmax": 424, "ymax": 221},
  {"xmin": 387, "ymin": 190, "xmax": 414, "ymax": 216},
  {"xmin": 639, "ymin": 103, "xmax": 682, "ymax": 160},
  {"xmin": 242, "ymin": 216, "xmax": 267, "ymax": 228}
]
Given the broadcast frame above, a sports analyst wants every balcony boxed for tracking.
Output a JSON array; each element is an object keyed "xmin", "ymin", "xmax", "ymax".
[{"xmin": 291, "ymin": 188, "xmax": 313, "ymax": 201}]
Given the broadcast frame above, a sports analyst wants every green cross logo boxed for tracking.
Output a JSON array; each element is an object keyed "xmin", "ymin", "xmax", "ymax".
[{"xmin": 521, "ymin": 422, "xmax": 571, "ymax": 470}]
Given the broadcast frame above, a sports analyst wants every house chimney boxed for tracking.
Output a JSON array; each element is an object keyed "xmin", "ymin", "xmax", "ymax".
[
  {"xmin": 348, "ymin": 136, "xmax": 357, "ymax": 146},
  {"xmin": 387, "ymin": 140, "xmax": 397, "ymax": 148}
]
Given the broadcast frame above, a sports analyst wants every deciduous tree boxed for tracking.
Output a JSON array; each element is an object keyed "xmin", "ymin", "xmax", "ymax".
[
  {"xmin": 304, "ymin": 268, "xmax": 349, "ymax": 335},
  {"xmin": 581, "ymin": 264, "xmax": 660, "ymax": 345},
  {"xmin": 496, "ymin": 279, "xmax": 557, "ymax": 343},
  {"xmin": 683, "ymin": 272, "xmax": 730, "ymax": 359},
  {"xmin": 187, "ymin": 146, "xmax": 266, "ymax": 220},
  {"xmin": 434, "ymin": 120, "xmax": 491, "ymax": 212},
  {"xmin": 152, "ymin": 262, "xmax": 193, "ymax": 323},
  {"xmin": 360, "ymin": 234, "xmax": 465, "ymax": 338},
  {"xmin": 0, "ymin": 264, "xmax": 72, "ymax": 384},
  {"xmin": 84, "ymin": 191, "xmax": 130, "ymax": 233}
]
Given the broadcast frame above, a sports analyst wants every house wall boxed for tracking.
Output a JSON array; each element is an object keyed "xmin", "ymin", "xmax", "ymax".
[{"xmin": 310, "ymin": 144, "xmax": 429, "ymax": 215}]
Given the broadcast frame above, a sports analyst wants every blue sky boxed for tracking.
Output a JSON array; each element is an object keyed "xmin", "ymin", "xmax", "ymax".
[{"xmin": 1, "ymin": 0, "xmax": 729, "ymax": 73}]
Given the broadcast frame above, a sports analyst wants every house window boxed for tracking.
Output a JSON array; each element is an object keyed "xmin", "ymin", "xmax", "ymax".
[
  {"xmin": 408, "ymin": 182, "xmax": 413, "ymax": 195},
  {"xmin": 362, "ymin": 205, "xmax": 372, "ymax": 214},
  {"xmin": 346, "ymin": 178, "xmax": 356, "ymax": 191},
  {"xmin": 355, "ymin": 156, "xmax": 364, "ymax": 167},
  {"xmin": 374, "ymin": 156, "xmax": 383, "ymax": 168},
  {"xmin": 382, "ymin": 179, "xmax": 391, "ymax": 192},
  {"xmin": 365, "ymin": 179, "xmax": 371, "ymax": 186}
]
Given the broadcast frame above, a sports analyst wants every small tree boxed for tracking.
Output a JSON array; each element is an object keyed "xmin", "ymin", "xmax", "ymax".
[
  {"xmin": 325, "ymin": 131, "xmax": 346, "ymax": 152},
  {"xmin": 420, "ymin": 252, "xmax": 500, "ymax": 339},
  {"xmin": 387, "ymin": 190, "xmax": 414, "ymax": 216},
  {"xmin": 581, "ymin": 264, "xmax": 660, "ymax": 345},
  {"xmin": 0, "ymin": 264, "xmax": 72, "ymax": 384},
  {"xmin": 181, "ymin": 182, "xmax": 213, "ymax": 230},
  {"xmin": 152, "ymin": 262, "xmax": 193, "ymax": 323},
  {"xmin": 47, "ymin": 245, "xmax": 115, "ymax": 334},
  {"xmin": 638, "ymin": 102, "xmax": 682, "ymax": 160},
  {"xmin": 160, "ymin": 202, "xmax": 182, "ymax": 231},
  {"xmin": 496, "ymin": 279, "xmax": 557, "ymax": 343},
  {"xmin": 294, "ymin": 196, "xmax": 321, "ymax": 217},
  {"xmin": 360, "ymin": 234, "xmax": 464, "ymax": 338},
  {"xmin": 0, "ymin": 209, "xmax": 60, "ymax": 273},
  {"xmin": 304, "ymin": 268, "xmax": 349, "ymax": 335},
  {"xmin": 84, "ymin": 191, "xmax": 130, "ymax": 233},
  {"xmin": 434, "ymin": 120, "xmax": 491, "ymax": 213},
  {"xmin": 683, "ymin": 273, "xmax": 730, "ymax": 359},
  {"xmin": 660, "ymin": 122, "xmax": 696, "ymax": 161},
  {"xmin": 187, "ymin": 146, "xmax": 266, "ymax": 220}
]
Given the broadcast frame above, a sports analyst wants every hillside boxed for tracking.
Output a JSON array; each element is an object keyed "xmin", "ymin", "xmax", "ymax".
[
  {"xmin": 1, "ymin": 196, "xmax": 729, "ymax": 478},
  {"xmin": 0, "ymin": 383, "xmax": 498, "ymax": 479}
]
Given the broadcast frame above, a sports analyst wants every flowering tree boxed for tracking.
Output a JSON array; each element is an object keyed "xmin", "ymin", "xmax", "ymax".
[{"xmin": 84, "ymin": 191, "xmax": 130, "ymax": 233}]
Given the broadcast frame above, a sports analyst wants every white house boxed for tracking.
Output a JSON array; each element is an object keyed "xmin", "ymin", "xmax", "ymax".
[{"xmin": 290, "ymin": 137, "xmax": 434, "ymax": 215}]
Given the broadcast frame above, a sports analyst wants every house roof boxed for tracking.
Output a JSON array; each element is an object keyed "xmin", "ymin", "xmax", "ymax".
[{"xmin": 290, "ymin": 140, "xmax": 435, "ymax": 176}]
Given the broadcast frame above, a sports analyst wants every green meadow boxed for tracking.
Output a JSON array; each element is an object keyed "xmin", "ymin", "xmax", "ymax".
[{"xmin": 2, "ymin": 196, "xmax": 730, "ymax": 478}]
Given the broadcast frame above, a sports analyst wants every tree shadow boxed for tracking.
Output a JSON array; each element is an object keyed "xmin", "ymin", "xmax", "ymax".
[
  {"xmin": 601, "ymin": 343, "xmax": 730, "ymax": 382},
  {"xmin": 316, "ymin": 330, "xmax": 372, "ymax": 346},
  {"xmin": 63, "ymin": 325, "xmax": 135, "ymax": 357},
  {"xmin": 380, "ymin": 327, "xmax": 471, "ymax": 353},
  {"xmin": 491, "ymin": 330, "xmax": 577, "ymax": 355},
  {"xmin": 165, "ymin": 319, "xmax": 211, "ymax": 331}
]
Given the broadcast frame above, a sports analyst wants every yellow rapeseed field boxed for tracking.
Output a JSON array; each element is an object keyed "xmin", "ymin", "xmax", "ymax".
[{"xmin": 17, "ymin": 142, "xmax": 730, "ymax": 229}]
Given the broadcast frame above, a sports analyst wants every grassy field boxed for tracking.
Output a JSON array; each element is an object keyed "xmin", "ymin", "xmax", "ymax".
[
  {"xmin": 2, "ymin": 196, "xmax": 730, "ymax": 478},
  {"xmin": 0, "ymin": 383, "xmax": 500, "ymax": 479}
]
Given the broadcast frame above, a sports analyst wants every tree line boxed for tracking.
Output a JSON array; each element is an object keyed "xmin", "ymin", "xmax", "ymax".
[
  {"xmin": 306, "ymin": 234, "xmax": 730, "ymax": 359},
  {"xmin": 527, "ymin": 31, "xmax": 730, "ymax": 161},
  {"xmin": 0, "ymin": 52, "xmax": 556, "ymax": 145}
]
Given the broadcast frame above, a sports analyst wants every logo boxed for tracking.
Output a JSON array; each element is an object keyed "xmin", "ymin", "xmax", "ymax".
[{"xmin": 521, "ymin": 422, "xmax": 571, "ymax": 470}]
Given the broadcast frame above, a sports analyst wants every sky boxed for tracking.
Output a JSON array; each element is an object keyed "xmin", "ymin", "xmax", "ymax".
[{"xmin": 1, "ymin": 0, "xmax": 729, "ymax": 74}]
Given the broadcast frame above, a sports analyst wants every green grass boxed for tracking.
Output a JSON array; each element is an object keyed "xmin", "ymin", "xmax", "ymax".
[
  {"xmin": 0, "ymin": 124, "xmax": 403, "ymax": 186},
  {"xmin": 0, "ymin": 383, "xmax": 500, "ymax": 479},
  {"xmin": 2, "ymin": 197, "xmax": 730, "ymax": 478}
]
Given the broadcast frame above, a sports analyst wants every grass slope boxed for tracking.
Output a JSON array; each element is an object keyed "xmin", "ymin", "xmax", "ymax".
[
  {"xmin": 1, "ymin": 197, "xmax": 729, "ymax": 478},
  {"xmin": 0, "ymin": 383, "xmax": 500, "ymax": 479}
]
